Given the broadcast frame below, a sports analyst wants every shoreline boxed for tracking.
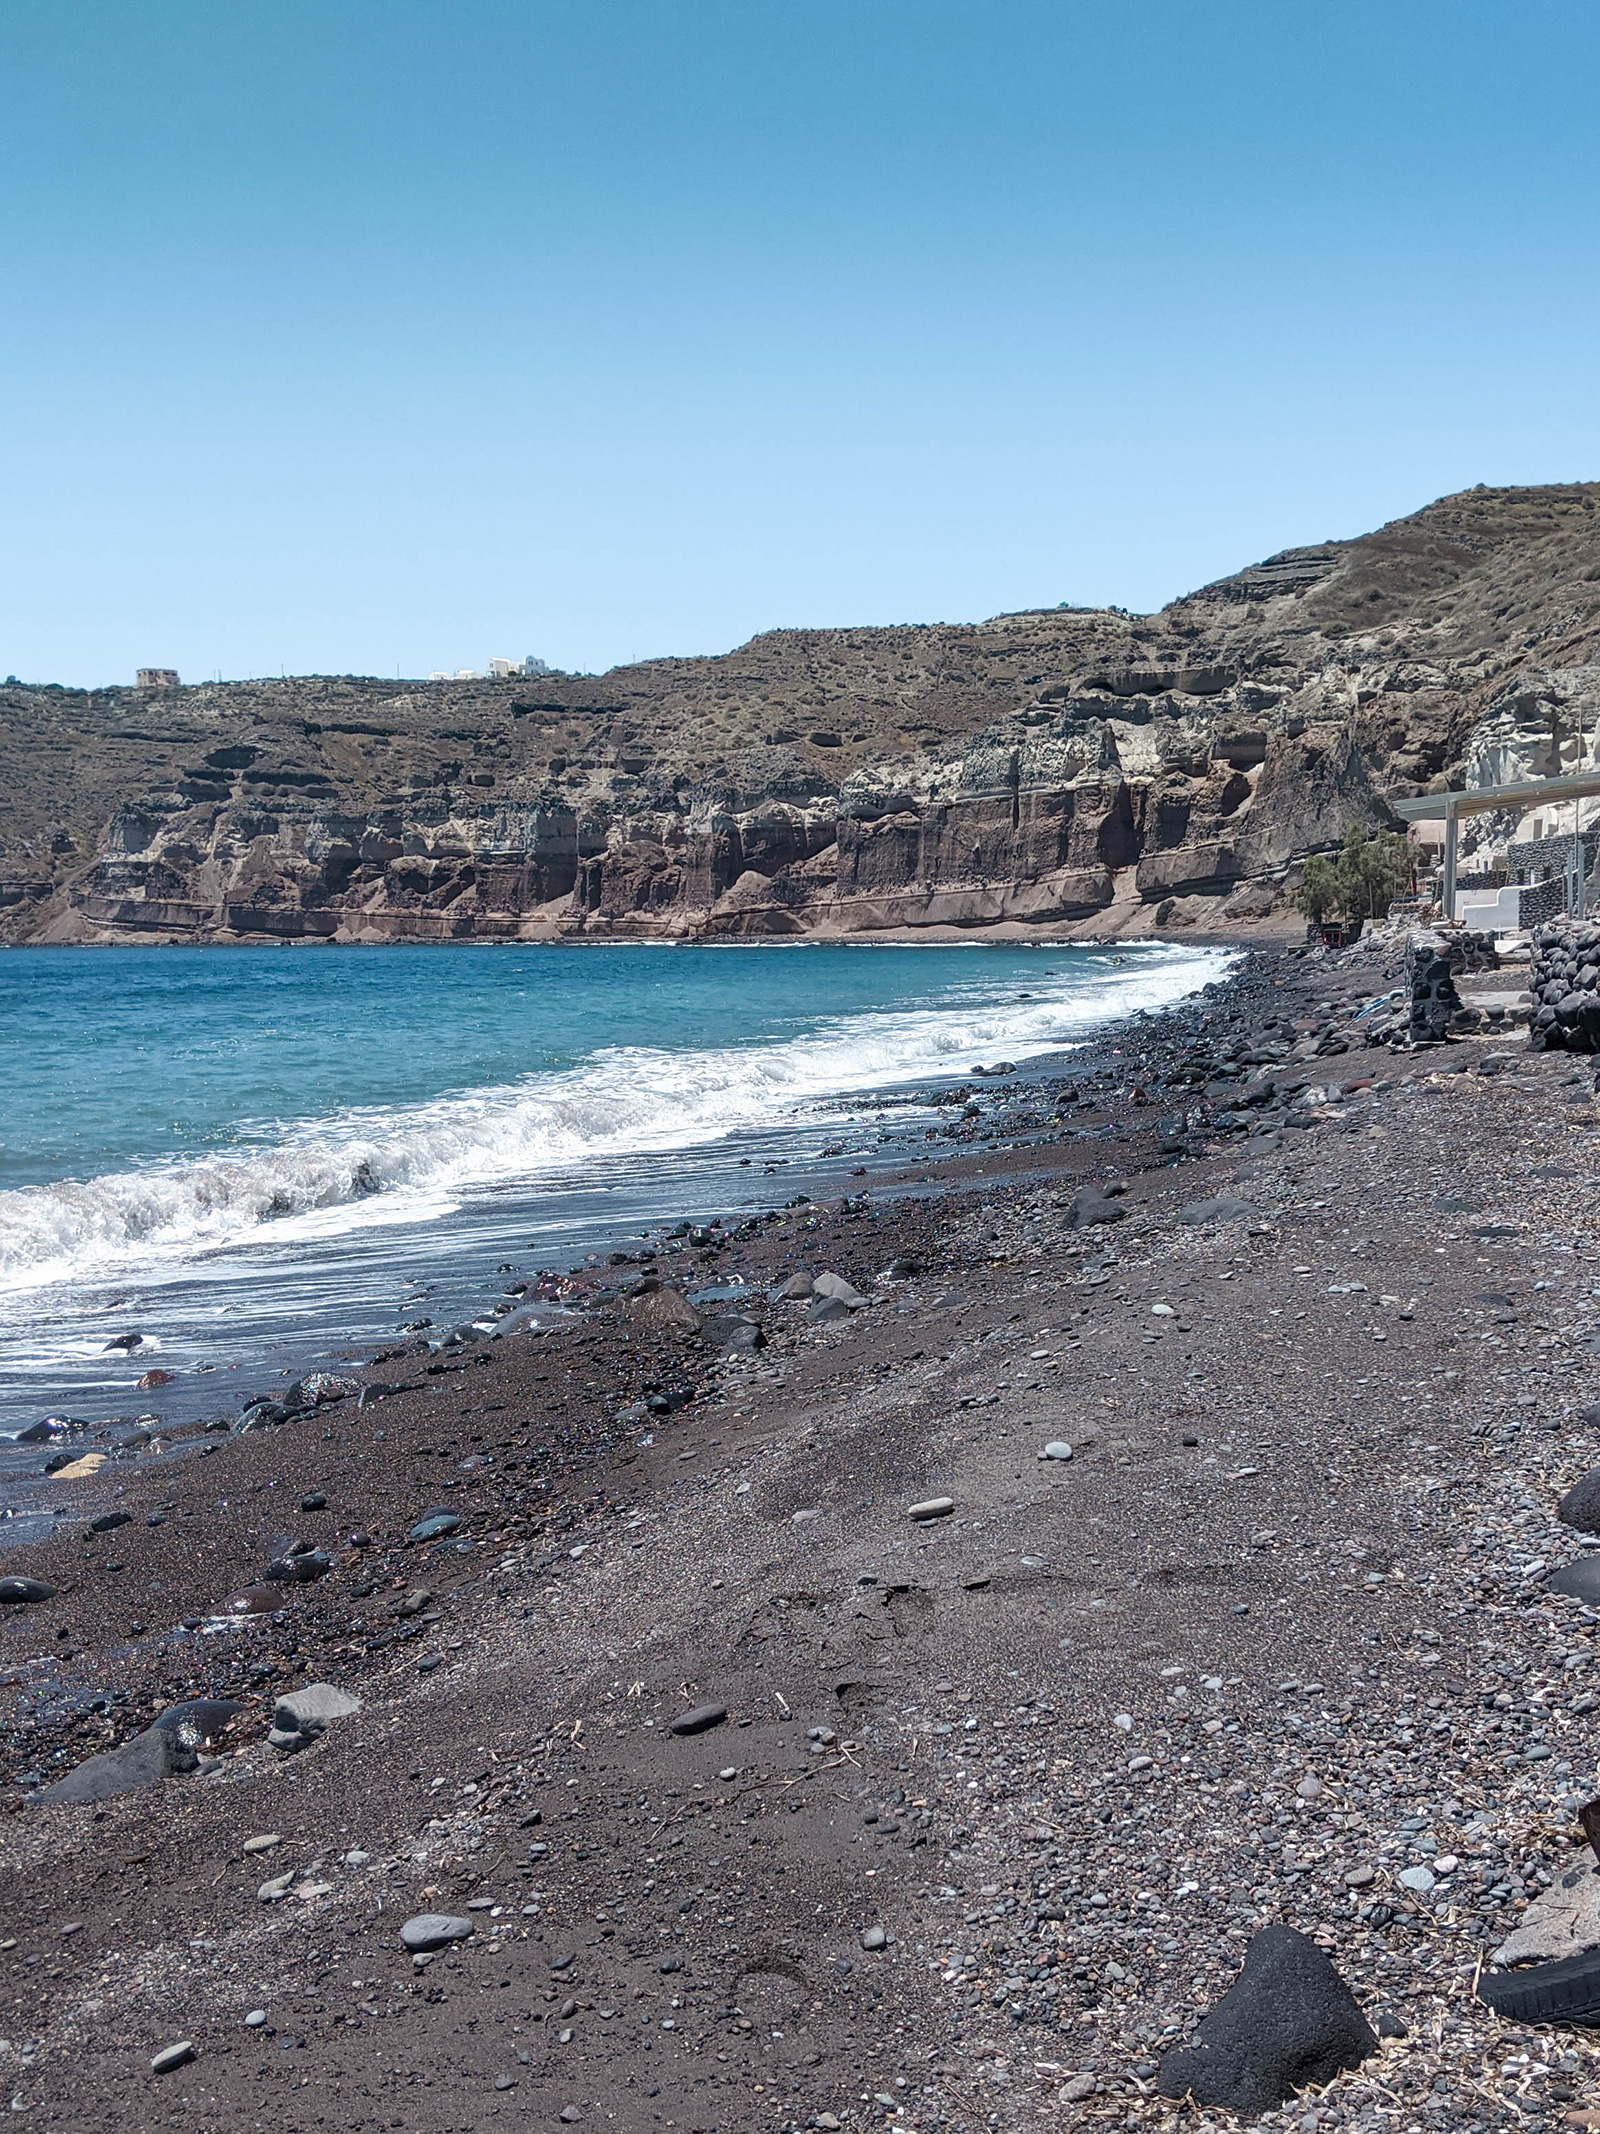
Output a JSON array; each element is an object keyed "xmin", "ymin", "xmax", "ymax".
[
  {"xmin": 1, "ymin": 924, "xmax": 1284, "ymax": 950},
  {"xmin": 0, "ymin": 938, "xmax": 1236, "ymax": 1450},
  {"xmin": 13, "ymin": 933, "xmax": 1600, "ymax": 2129}
]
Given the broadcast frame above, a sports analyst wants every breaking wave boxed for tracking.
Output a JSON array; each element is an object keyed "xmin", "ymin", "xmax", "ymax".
[{"xmin": 0, "ymin": 944, "xmax": 1229, "ymax": 1293}]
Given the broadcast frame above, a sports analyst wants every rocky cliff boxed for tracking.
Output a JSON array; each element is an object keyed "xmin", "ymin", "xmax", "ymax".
[{"xmin": 6, "ymin": 481, "xmax": 1600, "ymax": 945}]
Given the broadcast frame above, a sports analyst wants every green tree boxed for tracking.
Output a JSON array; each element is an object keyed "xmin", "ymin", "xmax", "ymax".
[
  {"xmin": 1294, "ymin": 825, "xmax": 1414, "ymax": 924},
  {"xmin": 1333, "ymin": 823, "xmax": 1414, "ymax": 920},
  {"xmin": 1294, "ymin": 852, "xmax": 1339, "ymax": 924}
]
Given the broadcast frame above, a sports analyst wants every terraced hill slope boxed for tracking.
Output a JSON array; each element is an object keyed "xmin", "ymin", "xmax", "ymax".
[{"xmin": 5, "ymin": 481, "xmax": 1600, "ymax": 944}]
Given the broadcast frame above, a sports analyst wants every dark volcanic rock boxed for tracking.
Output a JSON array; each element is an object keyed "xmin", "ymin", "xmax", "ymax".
[
  {"xmin": 1557, "ymin": 1468, "xmax": 1600, "ymax": 1535},
  {"xmin": 154, "ymin": 1698, "xmax": 249, "ymax": 1748},
  {"xmin": 622, "ymin": 1282, "xmax": 701, "ymax": 1335},
  {"xmin": 1546, "ymin": 1558, "xmax": 1600, "ymax": 1603},
  {"xmin": 1177, "ymin": 1195, "xmax": 1259, "ymax": 1226},
  {"xmin": 0, "ymin": 1577, "xmax": 56, "ymax": 1605},
  {"xmin": 15, "ymin": 1417, "xmax": 91, "ymax": 1444},
  {"xmin": 408, "ymin": 1512, "xmax": 462, "ymax": 1544},
  {"xmin": 1066, "ymin": 1188, "xmax": 1127, "ymax": 1230},
  {"xmin": 263, "ymin": 1549, "xmax": 332, "ymax": 1584},
  {"xmin": 1157, "ymin": 1926, "xmax": 1377, "ymax": 2112},
  {"xmin": 670, "ymin": 1703, "xmax": 728, "ymax": 1736},
  {"xmin": 38, "ymin": 1725, "xmax": 198, "ymax": 1804},
  {"xmin": 401, "ymin": 1913, "xmax": 473, "ymax": 1953},
  {"xmin": 219, "ymin": 1584, "xmax": 289, "ymax": 1617}
]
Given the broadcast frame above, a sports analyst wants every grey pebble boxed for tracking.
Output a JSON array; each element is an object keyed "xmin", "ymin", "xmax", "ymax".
[
  {"xmin": 670, "ymin": 1702, "xmax": 727, "ymax": 1736},
  {"xmin": 400, "ymin": 1912, "xmax": 473, "ymax": 1952}
]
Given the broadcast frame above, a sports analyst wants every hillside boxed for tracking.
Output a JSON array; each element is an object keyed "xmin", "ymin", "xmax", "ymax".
[{"xmin": 5, "ymin": 481, "xmax": 1600, "ymax": 945}]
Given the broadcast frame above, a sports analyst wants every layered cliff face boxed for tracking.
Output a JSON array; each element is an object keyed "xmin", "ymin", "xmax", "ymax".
[{"xmin": 6, "ymin": 481, "xmax": 1600, "ymax": 945}]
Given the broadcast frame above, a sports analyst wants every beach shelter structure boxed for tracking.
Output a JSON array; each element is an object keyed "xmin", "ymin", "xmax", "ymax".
[{"xmin": 1392, "ymin": 770, "xmax": 1600, "ymax": 921}]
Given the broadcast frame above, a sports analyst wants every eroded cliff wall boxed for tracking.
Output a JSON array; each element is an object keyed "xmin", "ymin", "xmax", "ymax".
[{"xmin": 6, "ymin": 482, "xmax": 1600, "ymax": 944}]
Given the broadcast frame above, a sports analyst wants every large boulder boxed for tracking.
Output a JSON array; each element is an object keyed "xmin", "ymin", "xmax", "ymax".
[
  {"xmin": 622, "ymin": 1281, "xmax": 701, "ymax": 1335},
  {"xmin": 1557, "ymin": 1468, "xmax": 1600, "ymax": 1534},
  {"xmin": 1066, "ymin": 1187, "xmax": 1127, "ymax": 1230},
  {"xmin": 37, "ymin": 1727, "xmax": 197, "ymax": 1804},
  {"xmin": 268, "ymin": 1680, "xmax": 362, "ymax": 1754},
  {"xmin": 1157, "ymin": 1926, "xmax": 1376, "ymax": 2113},
  {"xmin": 1545, "ymin": 1559, "xmax": 1600, "ymax": 1603},
  {"xmin": 153, "ymin": 1698, "xmax": 249, "ymax": 1750}
]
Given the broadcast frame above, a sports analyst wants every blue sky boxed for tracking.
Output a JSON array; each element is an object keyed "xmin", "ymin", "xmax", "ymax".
[{"xmin": 4, "ymin": 0, "xmax": 1598, "ymax": 687}]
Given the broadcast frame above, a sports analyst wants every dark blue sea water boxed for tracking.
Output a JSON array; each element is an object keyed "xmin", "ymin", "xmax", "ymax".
[{"xmin": 0, "ymin": 941, "xmax": 1229, "ymax": 1442}]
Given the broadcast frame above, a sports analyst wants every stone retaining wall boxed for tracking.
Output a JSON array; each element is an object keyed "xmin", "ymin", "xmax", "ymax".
[
  {"xmin": 1530, "ymin": 920, "xmax": 1600, "ymax": 1050},
  {"xmin": 1409, "ymin": 931, "xmax": 1466, "ymax": 1043}
]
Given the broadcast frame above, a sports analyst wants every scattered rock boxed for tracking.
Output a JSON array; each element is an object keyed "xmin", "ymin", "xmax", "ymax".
[
  {"xmin": 623, "ymin": 1282, "xmax": 702, "ymax": 1334},
  {"xmin": 1177, "ymin": 1196, "xmax": 1259, "ymax": 1226},
  {"xmin": 859, "ymin": 1925, "xmax": 887, "ymax": 1950},
  {"xmin": 268, "ymin": 1681, "xmax": 361, "ymax": 1754},
  {"xmin": 86, "ymin": 1510, "xmax": 132, "ymax": 1534},
  {"xmin": 103, "ymin": 1334, "xmax": 144, "ymax": 1352},
  {"xmin": 1156, "ymin": 1925, "xmax": 1377, "ymax": 2113},
  {"xmin": 703, "ymin": 1312, "xmax": 767, "ymax": 1353},
  {"xmin": 400, "ymin": 1913, "xmax": 473, "ymax": 1952},
  {"xmin": 232, "ymin": 1399, "xmax": 293, "ymax": 1434},
  {"xmin": 137, "ymin": 1368, "xmax": 176, "ymax": 1390},
  {"xmin": 670, "ymin": 1703, "xmax": 728, "ymax": 1736},
  {"xmin": 907, "ymin": 1497, "xmax": 955, "ymax": 1521},
  {"xmin": 1038, "ymin": 1442, "xmax": 1074, "ymax": 1462},
  {"xmin": 812, "ymin": 1271, "xmax": 867, "ymax": 1308},
  {"xmin": 264, "ymin": 1548, "xmax": 332, "ymax": 1585},
  {"xmin": 277, "ymin": 1681, "xmax": 362, "ymax": 1732},
  {"xmin": 773, "ymin": 1272, "xmax": 814, "ymax": 1300},
  {"xmin": 47, "ymin": 1452, "xmax": 105, "ymax": 1480},
  {"xmin": 14, "ymin": 1416, "xmax": 91, "ymax": 1443},
  {"xmin": 408, "ymin": 1512, "xmax": 462, "ymax": 1544},
  {"xmin": 149, "ymin": 2042, "xmax": 194, "ymax": 2075},
  {"xmin": 1492, "ymin": 1858, "xmax": 1600, "ymax": 1965},
  {"xmin": 0, "ymin": 1577, "xmax": 56, "ymax": 1605},
  {"xmin": 218, "ymin": 1584, "xmax": 287, "ymax": 1618},
  {"xmin": 1066, "ymin": 1188, "xmax": 1127, "ymax": 1230},
  {"xmin": 808, "ymin": 1293, "xmax": 853, "ymax": 1323}
]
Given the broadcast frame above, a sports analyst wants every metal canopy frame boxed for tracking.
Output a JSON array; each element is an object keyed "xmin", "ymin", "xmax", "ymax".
[{"xmin": 1391, "ymin": 771, "xmax": 1600, "ymax": 922}]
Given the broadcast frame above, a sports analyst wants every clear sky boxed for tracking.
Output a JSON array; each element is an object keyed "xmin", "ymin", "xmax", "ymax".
[{"xmin": 4, "ymin": 0, "xmax": 1599, "ymax": 688}]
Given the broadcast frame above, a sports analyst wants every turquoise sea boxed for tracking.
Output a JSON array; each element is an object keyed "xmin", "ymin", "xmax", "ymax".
[{"xmin": 0, "ymin": 941, "xmax": 1229, "ymax": 1443}]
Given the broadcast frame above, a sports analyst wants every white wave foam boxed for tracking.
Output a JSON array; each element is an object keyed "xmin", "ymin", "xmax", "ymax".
[{"xmin": 0, "ymin": 946, "xmax": 1230, "ymax": 1293}]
